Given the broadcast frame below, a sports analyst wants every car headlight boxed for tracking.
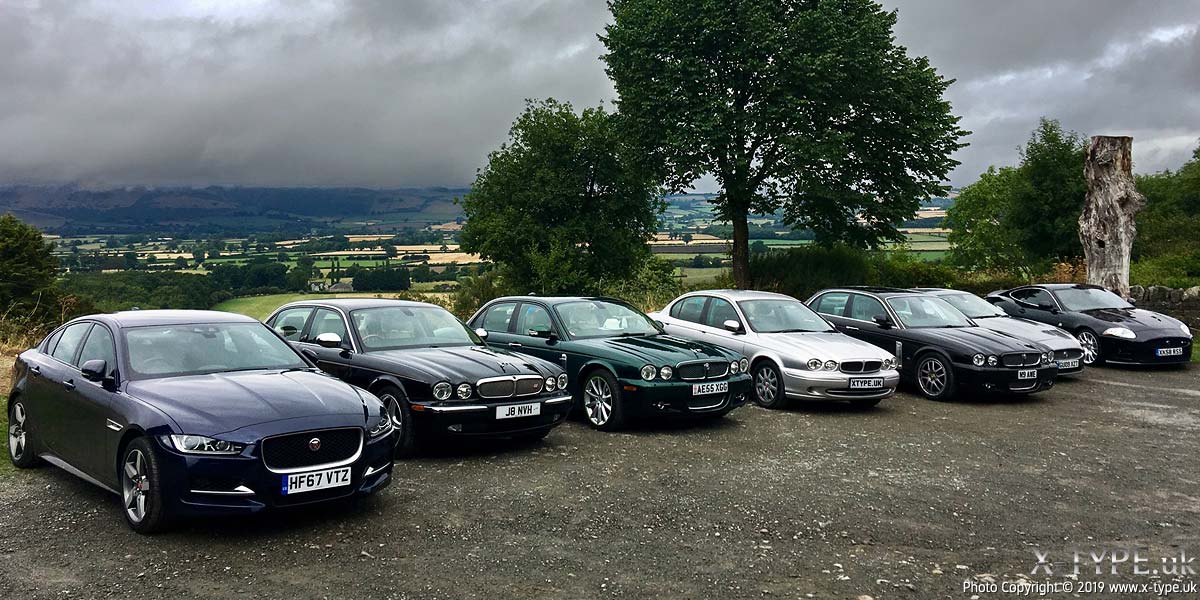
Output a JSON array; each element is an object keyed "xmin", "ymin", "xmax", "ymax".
[
  {"xmin": 640, "ymin": 365, "xmax": 656, "ymax": 381},
  {"xmin": 456, "ymin": 383, "xmax": 473, "ymax": 399},
  {"xmin": 433, "ymin": 381, "xmax": 453, "ymax": 400},
  {"xmin": 1042, "ymin": 352, "xmax": 1052, "ymax": 365},
  {"xmin": 1103, "ymin": 327, "xmax": 1136, "ymax": 340},
  {"xmin": 987, "ymin": 355, "xmax": 998, "ymax": 367},
  {"xmin": 367, "ymin": 414, "xmax": 393, "ymax": 438},
  {"xmin": 739, "ymin": 358, "xmax": 749, "ymax": 372},
  {"xmin": 1183, "ymin": 323, "xmax": 1191, "ymax": 337},
  {"xmin": 659, "ymin": 366, "xmax": 673, "ymax": 380},
  {"xmin": 823, "ymin": 360, "xmax": 838, "ymax": 371},
  {"xmin": 807, "ymin": 358, "xmax": 823, "ymax": 370},
  {"xmin": 162, "ymin": 434, "xmax": 245, "ymax": 455},
  {"xmin": 729, "ymin": 360, "xmax": 739, "ymax": 374},
  {"xmin": 557, "ymin": 373, "xmax": 568, "ymax": 389},
  {"xmin": 882, "ymin": 357, "xmax": 896, "ymax": 370},
  {"xmin": 972, "ymin": 353, "xmax": 985, "ymax": 366},
  {"xmin": 544, "ymin": 376, "xmax": 557, "ymax": 392}
]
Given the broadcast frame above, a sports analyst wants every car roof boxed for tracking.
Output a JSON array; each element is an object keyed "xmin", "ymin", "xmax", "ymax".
[
  {"xmin": 1029, "ymin": 283, "xmax": 1105, "ymax": 290},
  {"xmin": 489, "ymin": 296, "xmax": 628, "ymax": 306},
  {"xmin": 278, "ymin": 297, "xmax": 437, "ymax": 311},
  {"xmin": 681, "ymin": 289, "xmax": 798, "ymax": 302},
  {"xmin": 817, "ymin": 286, "xmax": 923, "ymax": 298},
  {"xmin": 91, "ymin": 309, "xmax": 259, "ymax": 328},
  {"xmin": 911, "ymin": 287, "xmax": 971, "ymax": 295}
]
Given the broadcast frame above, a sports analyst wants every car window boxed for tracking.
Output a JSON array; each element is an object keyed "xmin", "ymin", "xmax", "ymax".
[
  {"xmin": 42, "ymin": 329, "xmax": 64, "ymax": 354},
  {"xmin": 480, "ymin": 302, "xmax": 517, "ymax": 332},
  {"xmin": 307, "ymin": 309, "xmax": 348, "ymax": 342},
  {"xmin": 51, "ymin": 323, "xmax": 92, "ymax": 364},
  {"xmin": 515, "ymin": 304, "xmax": 554, "ymax": 336},
  {"xmin": 1012, "ymin": 288, "xmax": 1054, "ymax": 306},
  {"xmin": 704, "ymin": 298, "xmax": 740, "ymax": 328},
  {"xmin": 849, "ymin": 294, "xmax": 887, "ymax": 322},
  {"xmin": 886, "ymin": 296, "xmax": 973, "ymax": 328},
  {"xmin": 813, "ymin": 293, "xmax": 849, "ymax": 317},
  {"xmin": 76, "ymin": 325, "xmax": 117, "ymax": 369},
  {"xmin": 123, "ymin": 322, "xmax": 307, "ymax": 379},
  {"xmin": 271, "ymin": 307, "xmax": 313, "ymax": 341},
  {"xmin": 351, "ymin": 306, "xmax": 481, "ymax": 350},
  {"xmin": 671, "ymin": 296, "xmax": 707, "ymax": 323}
]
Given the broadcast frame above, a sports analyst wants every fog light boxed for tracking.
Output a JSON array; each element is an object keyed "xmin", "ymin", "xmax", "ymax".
[
  {"xmin": 987, "ymin": 355, "xmax": 998, "ymax": 367},
  {"xmin": 447, "ymin": 424, "xmax": 462, "ymax": 432}
]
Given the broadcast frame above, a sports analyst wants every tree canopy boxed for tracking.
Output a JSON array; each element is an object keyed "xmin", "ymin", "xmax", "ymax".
[
  {"xmin": 0, "ymin": 213, "xmax": 58, "ymax": 308},
  {"xmin": 602, "ymin": 0, "xmax": 966, "ymax": 286},
  {"xmin": 460, "ymin": 99, "xmax": 662, "ymax": 294}
]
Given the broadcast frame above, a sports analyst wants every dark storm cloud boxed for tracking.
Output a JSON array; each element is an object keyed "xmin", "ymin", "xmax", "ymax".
[{"xmin": 0, "ymin": 0, "xmax": 1197, "ymax": 188}]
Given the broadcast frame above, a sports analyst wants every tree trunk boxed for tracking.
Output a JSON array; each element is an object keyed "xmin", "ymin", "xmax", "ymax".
[
  {"xmin": 1079, "ymin": 136, "xmax": 1145, "ymax": 297},
  {"xmin": 730, "ymin": 210, "xmax": 750, "ymax": 289}
]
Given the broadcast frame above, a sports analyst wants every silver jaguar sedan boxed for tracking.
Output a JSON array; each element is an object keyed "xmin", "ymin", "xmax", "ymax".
[{"xmin": 648, "ymin": 290, "xmax": 900, "ymax": 408}]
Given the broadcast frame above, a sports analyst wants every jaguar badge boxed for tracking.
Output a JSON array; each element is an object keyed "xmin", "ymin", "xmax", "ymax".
[{"xmin": 308, "ymin": 437, "xmax": 321, "ymax": 452}]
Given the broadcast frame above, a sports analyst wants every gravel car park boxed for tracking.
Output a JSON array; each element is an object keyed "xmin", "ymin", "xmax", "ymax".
[{"xmin": 0, "ymin": 363, "xmax": 1195, "ymax": 598}]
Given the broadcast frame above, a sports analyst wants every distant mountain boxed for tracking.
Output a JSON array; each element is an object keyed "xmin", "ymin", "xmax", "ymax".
[{"xmin": 0, "ymin": 185, "xmax": 469, "ymax": 235}]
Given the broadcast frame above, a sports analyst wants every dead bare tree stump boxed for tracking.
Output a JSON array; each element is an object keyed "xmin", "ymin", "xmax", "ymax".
[{"xmin": 1079, "ymin": 136, "xmax": 1145, "ymax": 297}]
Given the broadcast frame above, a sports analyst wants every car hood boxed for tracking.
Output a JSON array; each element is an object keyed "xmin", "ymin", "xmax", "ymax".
[
  {"xmin": 972, "ymin": 316, "xmax": 1081, "ymax": 351},
  {"xmin": 900, "ymin": 326, "xmax": 1050, "ymax": 355},
  {"xmin": 126, "ymin": 369, "xmax": 371, "ymax": 438},
  {"xmin": 367, "ymin": 345, "xmax": 561, "ymax": 381},
  {"xmin": 1079, "ymin": 307, "xmax": 1186, "ymax": 333},
  {"xmin": 755, "ymin": 331, "xmax": 895, "ymax": 360},
  {"xmin": 572, "ymin": 334, "xmax": 734, "ymax": 365}
]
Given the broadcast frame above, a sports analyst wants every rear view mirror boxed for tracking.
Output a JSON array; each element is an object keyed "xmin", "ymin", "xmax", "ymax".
[
  {"xmin": 314, "ymin": 332, "xmax": 343, "ymax": 349},
  {"xmin": 475, "ymin": 328, "xmax": 489, "ymax": 339},
  {"xmin": 80, "ymin": 359, "xmax": 107, "ymax": 382}
]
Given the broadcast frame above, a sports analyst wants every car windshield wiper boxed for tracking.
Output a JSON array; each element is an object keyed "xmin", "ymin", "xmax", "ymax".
[
  {"xmin": 614, "ymin": 332, "xmax": 650, "ymax": 337},
  {"xmin": 770, "ymin": 328, "xmax": 823, "ymax": 333}
]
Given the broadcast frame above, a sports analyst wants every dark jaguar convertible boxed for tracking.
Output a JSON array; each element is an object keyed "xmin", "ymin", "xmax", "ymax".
[
  {"xmin": 8, "ymin": 310, "xmax": 394, "ymax": 533},
  {"xmin": 266, "ymin": 299, "xmax": 572, "ymax": 455}
]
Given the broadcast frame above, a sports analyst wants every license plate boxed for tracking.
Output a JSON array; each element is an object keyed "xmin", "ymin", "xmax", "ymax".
[
  {"xmin": 1056, "ymin": 359, "xmax": 1080, "ymax": 370},
  {"xmin": 1157, "ymin": 347, "xmax": 1183, "ymax": 357},
  {"xmin": 281, "ymin": 466, "xmax": 351, "ymax": 495},
  {"xmin": 692, "ymin": 381, "xmax": 729, "ymax": 396},
  {"xmin": 496, "ymin": 402, "xmax": 540, "ymax": 419},
  {"xmin": 1017, "ymin": 369, "xmax": 1037, "ymax": 380},
  {"xmin": 849, "ymin": 377, "xmax": 884, "ymax": 389}
]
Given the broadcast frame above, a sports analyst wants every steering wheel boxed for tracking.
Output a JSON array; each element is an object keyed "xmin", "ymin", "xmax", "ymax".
[
  {"xmin": 138, "ymin": 356, "xmax": 174, "ymax": 372},
  {"xmin": 362, "ymin": 334, "xmax": 384, "ymax": 346}
]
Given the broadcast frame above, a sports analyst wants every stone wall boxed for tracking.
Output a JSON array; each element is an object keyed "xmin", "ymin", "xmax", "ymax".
[{"xmin": 1129, "ymin": 285, "xmax": 1200, "ymax": 329}]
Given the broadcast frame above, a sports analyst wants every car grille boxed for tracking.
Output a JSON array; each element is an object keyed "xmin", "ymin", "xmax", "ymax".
[
  {"xmin": 261, "ymin": 428, "xmax": 361, "ymax": 471},
  {"xmin": 677, "ymin": 361, "xmax": 729, "ymax": 381},
  {"xmin": 477, "ymin": 375, "xmax": 543, "ymax": 399},
  {"xmin": 1001, "ymin": 352, "xmax": 1042, "ymax": 367},
  {"xmin": 1055, "ymin": 348, "xmax": 1084, "ymax": 361},
  {"xmin": 840, "ymin": 360, "xmax": 883, "ymax": 374}
]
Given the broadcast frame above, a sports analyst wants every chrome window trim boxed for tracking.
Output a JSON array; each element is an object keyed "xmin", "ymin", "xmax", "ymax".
[{"xmin": 261, "ymin": 427, "xmax": 364, "ymax": 474}]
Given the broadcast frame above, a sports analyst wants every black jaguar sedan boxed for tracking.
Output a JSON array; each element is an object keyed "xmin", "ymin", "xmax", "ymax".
[
  {"xmin": 806, "ymin": 287, "xmax": 1059, "ymax": 401},
  {"xmin": 8, "ymin": 310, "xmax": 394, "ymax": 534},
  {"xmin": 987, "ymin": 284, "xmax": 1193, "ymax": 365},
  {"xmin": 265, "ymin": 299, "xmax": 572, "ymax": 456}
]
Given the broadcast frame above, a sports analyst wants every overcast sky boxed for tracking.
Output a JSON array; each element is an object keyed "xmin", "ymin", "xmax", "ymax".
[{"xmin": 1, "ymin": 0, "xmax": 1197, "ymax": 190}]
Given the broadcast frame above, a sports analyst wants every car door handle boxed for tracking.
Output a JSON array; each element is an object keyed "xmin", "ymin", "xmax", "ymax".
[
  {"xmin": 29, "ymin": 365, "xmax": 41, "ymax": 376},
  {"xmin": 845, "ymin": 326, "xmax": 859, "ymax": 331},
  {"xmin": 62, "ymin": 379, "xmax": 76, "ymax": 391},
  {"xmin": 508, "ymin": 342, "xmax": 523, "ymax": 349}
]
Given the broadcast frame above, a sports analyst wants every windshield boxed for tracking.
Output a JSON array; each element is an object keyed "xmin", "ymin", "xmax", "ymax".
[
  {"xmin": 938, "ymin": 293, "xmax": 1005, "ymax": 319},
  {"xmin": 351, "ymin": 306, "xmax": 481, "ymax": 351},
  {"xmin": 554, "ymin": 300, "xmax": 660, "ymax": 339},
  {"xmin": 738, "ymin": 299, "xmax": 833, "ymax": 333},
  {"xmin": 124, "ymin": 322, "xmax": 308, "ymax": 379},
  {"xmin": 886, "ymin": 296, "xmax": 974, "ymax": 328},
  {"xmin": 1054, "ymin": 287, "xmax": 1133, "ymax": 311}
]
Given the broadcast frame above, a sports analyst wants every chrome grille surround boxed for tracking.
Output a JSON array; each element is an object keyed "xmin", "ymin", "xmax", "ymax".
[
  {"xmin": 840, "ymin": 360, "xmax": 883, "ymax": 374},
  {"xmin": 677, "ymin": 360, "xmax": 730, "ymax": 381},
  {"xmin": 476, "ymin": 375, "xmax": 544, "ymax": 399},
  {"xmin": 1001, "ymin": 352, "xmax": 1042, "ymax": 367}
]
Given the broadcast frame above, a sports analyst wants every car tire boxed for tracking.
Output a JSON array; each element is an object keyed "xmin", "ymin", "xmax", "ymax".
[
  {"xmin": 751, "ymin": 361, "xmax": 788, "ymax": 409},
  {"xmin": 1076, "ymin": 329, "xmax": 1104, "ymax": 366},
  {"xmin": 7, "ymin": 398, "xmax": 42, "ymax": 469},
  {"xmin": 914, "ymin": 353, "xmax": 957, "ymax": 401},
  {"xmin": 581, "ymin": 370, "xmax": 625, "ymax": 431},
  {"xmin": 120, "ymin": 437, "xmax": 170, "ymax": 534},
  {"xmin": 375, "ymin": 385, "xmax": 418, "ymax": 459}
]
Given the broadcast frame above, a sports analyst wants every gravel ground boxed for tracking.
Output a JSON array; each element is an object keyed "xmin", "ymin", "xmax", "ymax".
[{"xmin": 0, "ymin": 364, "xmax": 1197, "ymax": 599}]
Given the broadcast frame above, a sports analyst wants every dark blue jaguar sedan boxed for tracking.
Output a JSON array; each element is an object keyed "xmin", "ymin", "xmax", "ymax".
[{"xmin": 7, "ymin": 310, "xmax": 395, "ymax": 533}]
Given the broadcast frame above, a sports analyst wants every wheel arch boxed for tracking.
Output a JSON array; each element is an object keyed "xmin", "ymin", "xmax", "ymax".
[
  {"xmin": 367, "ymin": 375, "xmax": 409, "ymax": 399},
  {"xmin": 114, "ymin": 425, "xmax": 149, "ymax": 481}
]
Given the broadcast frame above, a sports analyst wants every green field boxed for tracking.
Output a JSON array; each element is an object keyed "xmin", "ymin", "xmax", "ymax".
[{"xmin": 677, "ymin": 267, "xmax": 727, "ymax": 285}]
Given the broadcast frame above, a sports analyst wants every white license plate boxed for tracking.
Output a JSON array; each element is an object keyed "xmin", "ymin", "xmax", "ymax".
[
  {"xmin": 1056, "ymin": 359, "xmax": 1080, "ymax": 370},
  {"xmin": 496, "ymin": 402, "xmax": 540, "ymax": 419},
  {"xmin": 282, "ymin": 466, "xmax": 351, "ymax": 495},
  {"xmin": 849, "ymin": 377, "xmax": 884, "ymax": 389},
  {"xmin": 692, "ymin": 381, "xmax": 729, "ymax": 396},
  {"xmin": 1017, "ymin": 369, "xmax": 1037, "ymax": 380},
  {"xmin": 1157, "ymin": 347, "xmax": 1183, "ymax": 357}
]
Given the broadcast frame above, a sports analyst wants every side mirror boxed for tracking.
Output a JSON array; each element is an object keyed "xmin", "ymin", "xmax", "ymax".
[
  {"xmin": 722, "ymin": 319, "xmax": 743, "ymax": 334},
  {"xmin": 1128, "ymin": 298, "xmax": 1137, "ymax": 306},
  {"xmin": 475, "ymin": 328, "xmax": 489, "ymax": 339},
  {"xmin": 872, "ymin": 314, "xmax": 894, "ymax": 328},
  {"xmin": 314, "ymin": 332, "xmax": 344, "ymax": 349},
  {"xmin": 652, "ymin": 319, "xmax": 665, "ymax": 329},
  {"xmin": 529, "ymin": 328, "xmax": 557, "ymax": 340},
  {"xmin": 80, "ymin": 359, "xmax": 108, "ymax": 382},
  {"xmin": 1037, "ymin": 302, "xmax": 1058, "ymax": 313}
]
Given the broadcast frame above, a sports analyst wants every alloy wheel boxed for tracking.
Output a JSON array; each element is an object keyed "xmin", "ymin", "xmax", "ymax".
[
  {"xmin": 380, "ymin": 393, "xmax": 404, "ymax": 429},
  {"xmin": 8, "ymin": 402, "xmax": 27, "ymax": 461},
  {"xmin": 754, "ymin": 367, "xmax": 778, "ymax": 405},
  {"xmin": 121, "ymin": 449, "xmax": 151, "ymax": 524},
  {"xmin": 917, "ymin": 358, "xmax": 947, "ymax": 397},
  {"xmin": 583, "ymin": 376, "xmax": 613, "ymax": 426},
  {"xmin": 1077, "ymin": 331, "xmax": 1100, "ymax": 365}
]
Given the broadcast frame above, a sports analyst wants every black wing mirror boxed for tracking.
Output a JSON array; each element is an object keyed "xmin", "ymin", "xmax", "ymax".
[
  {"xmin": 80, "ymin": 359, "xmax": 107, "ymax": 382},
  {"xmin": 722, "ymin": 319, "xmax": 744, "ymax": 334},
  {"xmin": 1037, "ymin": 302, "xmax": 1059, "ymax": 313},
  {"xmin": 872, "ymin": 314, "xmax": 894, "ymax": 328},
  {"xmin": 529, "ymin": 328, "xmax": 558, "ymax": 341}
]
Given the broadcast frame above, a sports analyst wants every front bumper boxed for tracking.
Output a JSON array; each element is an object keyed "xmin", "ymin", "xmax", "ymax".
[
  {"xmin": 409, "ymin": 394, "xmax": 573, "ymax": 437},
  {"xmin": 617, "ymin": 374, "xmax": 752, "ymax": 417},
  {"xmin": 1101, "ymin": 335, "xmax": 1193, "ymax": 365},
  {"xmin": 780, "ymin": 367, "xmax": 900, "ymax": 401},
  {"xmin": 159, "ymin": 431, "xmax": 395, "ymax": 517},
  {"xmin": 954, "ymin": 363, "xmax": 1058, "ymax": 395},
  {"xmin": 1051, "ymin": 347, "xmax": 1086, "ymax": 375}
]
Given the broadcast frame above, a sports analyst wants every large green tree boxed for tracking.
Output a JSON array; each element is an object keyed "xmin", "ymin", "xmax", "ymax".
[
  {"xmin": 0, "ymin": 213, "xmax": 58, "ymax": 308},
  {"xmin": 602, "ymin": 0, "xmax": 966, "ymax": 287},
  {"xmin": 944, "ymin": 166, "xmax": 1036, "ymax": 276},
  {"xmin": 1137, "ymin": 143, "xmax": 1200, "ymax": 260},
  {"xmin": 460, "ymin": 99, "xmax": 662, "ymax": 294}
]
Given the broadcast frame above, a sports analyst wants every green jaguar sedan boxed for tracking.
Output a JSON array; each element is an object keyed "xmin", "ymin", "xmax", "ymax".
[{"xmin": 468, "ymin": 296, "xmax": 751, "ymax": 430}]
